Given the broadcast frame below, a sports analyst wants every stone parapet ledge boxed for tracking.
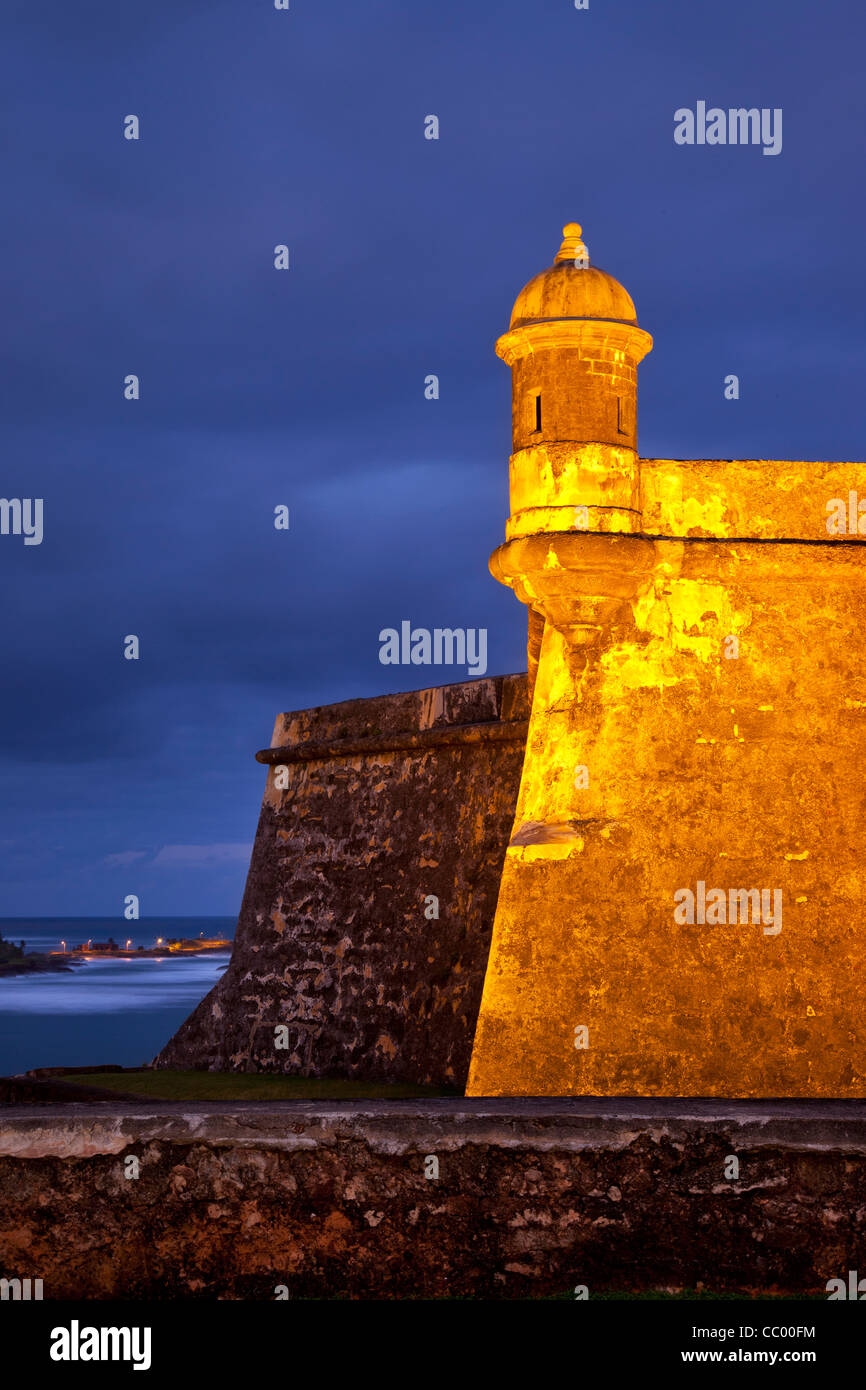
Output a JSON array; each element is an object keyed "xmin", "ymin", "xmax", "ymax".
[
  {"xmin": 268, "ymin": 673, "xmax": 529, "ymax": 751},
  {"xmin": 256, "ymin": 718, "xmax": 529, "ymax": 766},
  {"xmin": 4, "ymin": 1098, "xmax": 866, "ymax": 1157},
  {"xmin": 3, "ymin": 1099, "xmax": 866, "ymax": 1298},
  {"xmin": 640, "ymin": 457, "xmax": 866, "ymax": 542}
]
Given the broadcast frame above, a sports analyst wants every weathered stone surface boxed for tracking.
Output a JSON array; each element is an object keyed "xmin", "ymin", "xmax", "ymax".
[
  {"xmin": 155, "ymin": 676, "xmax": 528, "ymax": 1086},
  {"xmin": 2, "ymin": 1099, "xmax": 865, "ymax": 1299},
  {"xmin": 469, "ymin": 221, "xmax": 866, "ymax": 1097}
]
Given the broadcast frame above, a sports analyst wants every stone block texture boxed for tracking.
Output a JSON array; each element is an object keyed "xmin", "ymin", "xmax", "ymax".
[{"xmin": 155, "ymin": 675, "xmax": 528, "ymax": 1087}]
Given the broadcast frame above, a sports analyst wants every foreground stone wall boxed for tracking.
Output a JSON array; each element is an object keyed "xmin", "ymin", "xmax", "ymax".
[
  {"xmin": 2, "ymin": 1099, "xmax": 865, "ymax": 1300},
  {"xmin": 156, "ymin": 676, "xmax": 528, "ymax": 1087}
]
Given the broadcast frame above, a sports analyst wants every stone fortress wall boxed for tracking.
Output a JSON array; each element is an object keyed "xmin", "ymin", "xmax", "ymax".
[
  {"xmin": 155, "ymin": 674, "xmax": 528, "ymax": 1088},
  {"xmin": 159, "ymin": 220, "xmax": 866, "ymax": 1099}
]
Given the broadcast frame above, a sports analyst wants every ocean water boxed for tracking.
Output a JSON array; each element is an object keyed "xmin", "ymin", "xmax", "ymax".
[{"xmin": 0, "ymin": 918, "xmax": 235, "ymax": 1076}]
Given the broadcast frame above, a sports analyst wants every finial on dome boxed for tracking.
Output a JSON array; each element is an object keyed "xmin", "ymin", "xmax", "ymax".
[{"xmin": 555, "ymin": 222, "xmax": 590, "ymax": 267}]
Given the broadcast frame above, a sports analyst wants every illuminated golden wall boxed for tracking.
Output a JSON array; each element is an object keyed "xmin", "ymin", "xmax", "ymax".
[{"xmin": 467, "ymin": 224, "xmax": 866, "ymax": 1097}]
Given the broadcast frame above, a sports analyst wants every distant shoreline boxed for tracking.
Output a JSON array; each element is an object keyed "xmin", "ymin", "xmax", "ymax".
[
  {"xmin": 57, "ymin": 938, "xmax": 232, "ymax": 958},
  {"xmin": 0, "ymin": 941, "xmax": 231, "ymax": 978},
  {"xmin": 57, "ymin": 943, "xmax": 232, "ymax": 961},
  {"xmin": 0, "ymin": 953, "xmax": 88, "ymax": 978}
]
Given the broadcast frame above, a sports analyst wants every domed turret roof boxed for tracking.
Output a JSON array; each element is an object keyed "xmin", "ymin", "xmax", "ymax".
[{"xmin": 509, "ymin": 223, "xmax": 638, "ymax": 329}]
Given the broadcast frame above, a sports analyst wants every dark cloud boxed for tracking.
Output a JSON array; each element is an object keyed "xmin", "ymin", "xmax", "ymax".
[{"xmin": 1, "ymin": 0, "xmax": 863, "ymax": 912}]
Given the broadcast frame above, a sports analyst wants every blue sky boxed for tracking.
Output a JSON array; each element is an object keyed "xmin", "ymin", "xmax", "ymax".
[{"xmin": 1, "ymin": 0, "xmax": 863, "ymax": 915}]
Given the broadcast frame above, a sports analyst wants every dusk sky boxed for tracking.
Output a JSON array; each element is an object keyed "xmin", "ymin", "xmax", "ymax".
[{"xmin": 1, "ymin": 0, "xmax": 863, "ymax": 916}]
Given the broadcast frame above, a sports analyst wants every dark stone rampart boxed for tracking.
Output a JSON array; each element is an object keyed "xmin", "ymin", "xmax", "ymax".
[{"xmin": 155, "ymin": 675, "xmax": 528, "ymax": 1086}]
